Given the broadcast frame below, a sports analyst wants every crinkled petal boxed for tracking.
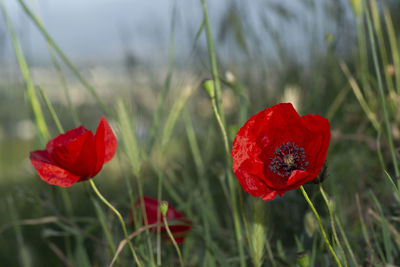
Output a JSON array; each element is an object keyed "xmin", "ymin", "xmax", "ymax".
[
  {"xmin": 30, "ymin": 150, "xmax": 80, "ymax": 187},
  {"xmin": 50, "ymin": 130, "xmax": 97, "ymax": 177},
  {"xmin": 301, "ymin": 114, "xmax": 330, "ymax": 175},
  {"xmin": 234, "ymin": 162, "xmax": 277, "ymax": 200},
  {"xmin": 97, "ymin": 116, "xmax": 117, "ymax": 163},
  {"xmin": 46, "ymin": 126, "xmax": 87, "ymax": 153}
]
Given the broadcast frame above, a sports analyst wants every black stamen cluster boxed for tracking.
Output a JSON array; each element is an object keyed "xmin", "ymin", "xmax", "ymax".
[{"xmin": 268, "ymin": 142, "xmax": 309, "ymax": 177}]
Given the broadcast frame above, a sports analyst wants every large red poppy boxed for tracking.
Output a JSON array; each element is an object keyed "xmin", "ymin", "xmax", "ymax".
[
  {"xmin": 132, "ymin": 196, "xmax": 192, "ymax": 244},
  {"xmin": 232, "ymin": 103, "xmax": 330, "ymax": 200},
  {"xmin": 30, "ymin": 116, "xmax": 117, "ymax": 187}
]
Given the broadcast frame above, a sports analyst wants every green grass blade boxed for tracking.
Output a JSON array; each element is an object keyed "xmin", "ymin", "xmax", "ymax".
[
  {"xmin": 116, "ymin": 100, "xmax": 142, "ymax": 177},
  {"xmin": 147, "ymin": 1, "xmax": 177, "ymax": 153},
  {"xmin": 38, "ymin": 86, "xmax": 65, "ymax": 134},
  {"xmin": 365, "ymin": 4, "xmax": 400, "ymax": 182},
  {"xmin": 356, "ymin": 194, "xmax": 376, "ymax": 263},
  {"xmin": 6, "ymin": 196, "xmax": 31, "ymax": 267},
  {"xmin": 1, "ymin": 2, "xmax": 50, "ymax": 142},
  {"xmin": 16, "ymin": 0, "xmax": 109, "ymax": 114},
  {"xmin": 91, "ymin": 198, "xmax": 117, "ymax": 259},
  {"xmin": 335, "ymin": 216, "xmax": 359, "ymax": 267},
  {"xmin": 369, "ymin": 0, "xmax": 395, "ymax": 97},
  {"xmin": 383, "ymin": 5, "xmax": 400, "ymax": 94},
  {"xmin": 159, "ymin": 85, "xmax": 196, "ymax": 151},
  {"xmin": 369, "ymin": 192, "xmax": 392, "ymax": 263},
  {"xmin": 340, "ymin": 62, "xmax": 380, "ymax": 131},
  {"xmin": 116, "ymin": 100, "xmax": 155, "ymax": 266}
]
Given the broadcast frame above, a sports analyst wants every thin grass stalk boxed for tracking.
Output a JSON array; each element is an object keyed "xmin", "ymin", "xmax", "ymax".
[
  {"xmin": 147, "ymin": 2, "xmax": 176, "ymax": 153},
  {"xmin": 370, "ymin": 192, "xmax": 393, "ymax": 263},
  {"xmin": 355, "ymin": 194, "xmax": 376, "ymax": 263},
  {"xmin": 27, "ymin": 1, "xmax": 80, "ymax": 126},
  {"xmin": 38, "ymin": 86, "xmax": 64, "ymax": 134},
  {"xmin": 326, "ymin": 84, "xmax": 351, "ymax": 121},
  {"xmin": 201, "ymin": 0, "xmax": 225, "ymax": 125},
  {"xmin": 265, "ymin": 234, "xmax": 277, "ymax": 267},
  {"xmin": 383, "ymin": 6, "xmax": 400, "ymax": 94},
  {"xmin": 0, "ymin": 2, "xmax": 50, "ymax": 142},
  {"xmin": 299, "ymin": 186, "xmax": 342, "ymax": 266},
  {"xmin": 369, "ymin": 0, "xmax": 395, "ymax": 96},
  {"xmin": 183, "ymin": 110, "xmax": 216, "ymax": 264},
  {"xmin": 116, "ymin": 100, "xmax": 155, "ymax": 266},
  {"xmin": 355, "ymin": 0, "xmax": 374, "ymax": 102},
  {"xmin": 48, "ymin": 47, "xmax": 80, "ymax": 126},
  {"xmin": 319, "ymin": 186, "xmax": 348, "ymax": 267},
  {"xmin": 204, "ymin": 81, "xmax": 245, "ymax": 266},
  {"xmin": 161, "ymin": 204, "xmax": 184, "ymax": 267},
  {"xmin": 183, "ymin": 110, "xmax": 217, "ymax": 223},
  {"xmin": 16, "ymin": 0, "xmax": 109, "ymax": 114},
  {"xmin": 334, "ymin": 216, "xmax": 359, "ymax": 267},
  {"xmin": 364, "ymin": 6, "xmax": 400, "ymax": 183},
  {"xmin": 156, "ymin": 169, "xmax": 163, "ymax": 266},
  {"xmin": 6, "ymin": 196, "xmax": 31, "ymax": 267},
  {"xmin": 89, "ymin": 180, "xmax": 142, "ymax": 267},
  {"xmin": 92, "ymin": 198, "xmax": 118, "ymax": 260},
  {"xmin": 340, "ymin": 62, "xmax": 380, "ymax": 130}
]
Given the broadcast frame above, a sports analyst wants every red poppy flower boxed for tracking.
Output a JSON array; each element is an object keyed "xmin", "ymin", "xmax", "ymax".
[
  {"xmin": 232, "ymin": 103, "xmax": 330, "ymax": 201},
  {"xmin": 30, "ymin": 116, "xmax": 117, "ymax": 187},
  {"xmin": 131, "ymin": 196, "xmax": 192, "ymax": 244}
]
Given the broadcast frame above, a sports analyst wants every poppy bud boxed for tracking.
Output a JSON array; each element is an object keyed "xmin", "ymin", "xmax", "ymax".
[
  {"xmin": 160, "ymin": 201, "xmax": 169, "ymax": 216},
  {"xmin": 202, "ymin": 79, "xmax": 215, "ymax": 99}
]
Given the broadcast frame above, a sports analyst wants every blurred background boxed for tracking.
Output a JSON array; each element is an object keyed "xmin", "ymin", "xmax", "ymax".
[
  {"xmin": 0, "ymin": 0, "xmax": 358, "ymax": 186},
  {"xmin": 1, "ymin": 0, "xmax": 400, "ymax": 266}
]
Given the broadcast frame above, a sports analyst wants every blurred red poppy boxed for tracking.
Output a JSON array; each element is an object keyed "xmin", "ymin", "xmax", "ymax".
[
  {"xmin": 30, "ymin": 116, "xmax": 117, "ymax": 187},
  {"xmin": 232, "ymin": 103, "xmax": 330, "ymax": 200},
  {"xmin": 132, "ymin": 196, "xmax": 191, "ymax": 244}
]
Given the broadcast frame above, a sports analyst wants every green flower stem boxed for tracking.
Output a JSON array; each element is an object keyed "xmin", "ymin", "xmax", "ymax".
[
  {"xmin": 207, "ymin": 82, "xmax": 245, "ymax": 267},
  {"xmin": 161, "ymin": 213, "xmax": 184, "ymax": 267},
  {"xmin": 299, "ymin": 186, "xmax": 342, "ymax": 267},
  {"xmin": 89, "ymin": 180, "xmax": 142, "ymax": 267},
  {"xmin": 319, "ymin": 185, "xmax": 348, "ymax": 267},
  {"xmin": 201, "ymin": 0, "xmax": 225, "ymax": 125},
  {"xmin": 335, "ymin": 215, "xmax": 359, "ymax": 266}
]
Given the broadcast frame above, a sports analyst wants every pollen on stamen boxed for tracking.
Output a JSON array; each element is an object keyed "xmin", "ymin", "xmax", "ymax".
[{"xmin": 269, "ymin": 142, "xmax": 308, "ymax": 177}]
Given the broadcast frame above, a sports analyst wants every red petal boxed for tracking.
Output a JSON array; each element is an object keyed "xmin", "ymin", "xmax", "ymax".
[
  {"xmin": 234, "ymin": 162, "xmax": 277, "ymax": 200},
  {"xmin": 232, "ymin": 110, "xmax": 263, "ymax": 172},
  {"xmin": 50, "ymin": 130, "xmax": 97, "ymax": 177},
  {"xmin": 30, "ymin": 150, "xmax": 80, "ymax": 187},
  {"xmin": 301, "ymin": 114, "xmax": 331, "ymax": 174},
  {"xmin": 134, "ymin": 196, "xmax": 191, "ymax": 243},
  {"xmin": 46, "ymin": 126, "xmax": 87, "ymax": 153},
  {"xmin": 94, "ymin": 119, "xmax": 106, "ymax": 176},
  {"xmin": 96, "ymin": 116, "xmax": 117, "ymax": 163},
  {"xmin": 253, "ymin": 103, "xmax": 306, "ymax": 147}
]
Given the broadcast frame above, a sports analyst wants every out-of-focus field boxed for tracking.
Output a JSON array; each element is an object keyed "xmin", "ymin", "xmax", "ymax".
[{"xmin": 1, "ymin": 0, "xmax": 400, "ymax": 266}]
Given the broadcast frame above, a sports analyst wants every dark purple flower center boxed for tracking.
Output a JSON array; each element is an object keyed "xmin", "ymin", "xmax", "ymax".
[{"xmin": 269, "ymin": 142, "xmax": 308, "ymax": 177}]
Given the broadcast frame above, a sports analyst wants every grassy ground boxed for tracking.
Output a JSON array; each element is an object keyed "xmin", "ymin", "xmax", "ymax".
[{"xmin": 1, "ymin": 0, "xmax": 400, "ymax": 266}]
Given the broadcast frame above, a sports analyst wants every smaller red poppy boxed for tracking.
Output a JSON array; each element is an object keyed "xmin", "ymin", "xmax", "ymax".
[
  {"xmin": 30, "ymin": 116, "xmax": 117, "ymax": 187},
  {"xmin": 232, "ymin": 103, "xmax": 330, "ymax": 200},
  {"xmin": 131, "ymin": 196, "xmax": 192, "ymax": 244}
]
